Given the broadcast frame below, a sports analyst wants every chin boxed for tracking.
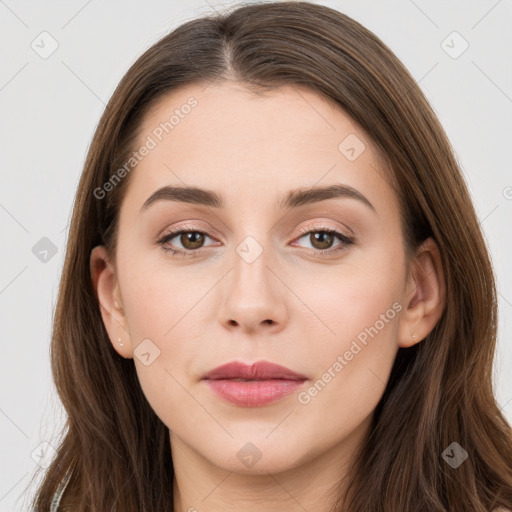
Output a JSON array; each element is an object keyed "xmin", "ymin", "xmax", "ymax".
[{"xmin": 205, "ymin": 437, "xmax": 309, "ymax": 476}]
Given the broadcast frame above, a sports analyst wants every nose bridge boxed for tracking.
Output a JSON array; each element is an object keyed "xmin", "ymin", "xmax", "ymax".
[
  {"xmin": 227, "ymin": 200, "xmax": 274, "ymax": 278},
  {"xmin": 217, "ymin": 228, "xmax": 288, "ymax": 333},
  {"xmin": 230, "ymin": 232, "xmax": 275, "ymax": 298}
]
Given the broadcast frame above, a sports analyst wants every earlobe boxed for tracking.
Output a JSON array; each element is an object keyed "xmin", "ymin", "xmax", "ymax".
[
  {"xmin": 397, "ymin": 237, "xmax": 446, "ymax": 348},
  {"xmin": 90, "ymin": 245, "xmax": 132, "ymax": 357}
]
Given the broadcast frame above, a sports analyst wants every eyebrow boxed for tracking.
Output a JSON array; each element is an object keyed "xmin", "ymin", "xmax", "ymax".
[{"xmin": 139, "ymin": 184, "xmax": 376, "ymax": 214}]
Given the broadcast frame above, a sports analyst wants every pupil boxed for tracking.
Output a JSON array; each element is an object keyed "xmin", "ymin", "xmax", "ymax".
[
  {"xmin": 182, "ymin": 232, "xmax": 204, "ymax": 249},
  {"xmin": 312, "ymin": 232, "xmax": 333, "ymax": 250}
]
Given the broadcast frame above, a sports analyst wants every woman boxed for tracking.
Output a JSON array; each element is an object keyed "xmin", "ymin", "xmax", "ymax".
[{"xmin": 30, "ymin": 1, "xmax": 512, "ymax": 510}]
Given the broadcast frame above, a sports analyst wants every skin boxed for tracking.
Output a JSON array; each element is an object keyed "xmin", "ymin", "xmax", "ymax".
[{"xmin": 90, "ymin": 82, "xmax": 445, "ymax": 512}]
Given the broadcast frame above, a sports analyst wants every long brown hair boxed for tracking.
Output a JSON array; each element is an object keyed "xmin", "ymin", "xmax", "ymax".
[{"xmin": 29, "ymin": 1, "xmax": 512, "ymax": 510}]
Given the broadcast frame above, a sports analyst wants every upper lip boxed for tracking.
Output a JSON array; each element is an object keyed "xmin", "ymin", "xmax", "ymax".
[{"xmin": 202, "ymin": 361, "xmax": 308, "ymax": 381}]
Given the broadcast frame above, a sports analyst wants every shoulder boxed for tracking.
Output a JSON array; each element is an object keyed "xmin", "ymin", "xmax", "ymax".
[{"xmin": 50, "ymin": 470, "xmax": 72, "ymax": 512}]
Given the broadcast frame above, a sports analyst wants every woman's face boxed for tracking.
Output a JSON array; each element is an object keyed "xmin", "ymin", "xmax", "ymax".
[{"xmin": 92, "ymin": 82, "xmax": 431, "ymax": 476}]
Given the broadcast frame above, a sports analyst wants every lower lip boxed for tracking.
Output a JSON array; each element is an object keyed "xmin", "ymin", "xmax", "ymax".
[{"xmin": 204, "ymin": 378, "xmax": 307, "ymax": 407}]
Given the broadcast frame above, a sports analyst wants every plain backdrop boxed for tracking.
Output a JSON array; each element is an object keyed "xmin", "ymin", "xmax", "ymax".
[{"xmin": 1, "ymin": 0, "xmax": 511, "ymax": 510}]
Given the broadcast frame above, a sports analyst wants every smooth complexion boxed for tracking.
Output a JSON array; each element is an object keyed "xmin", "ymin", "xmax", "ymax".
[{"xmin": 90, "ymin": 82, "xmax": 445, "ymax": 512}]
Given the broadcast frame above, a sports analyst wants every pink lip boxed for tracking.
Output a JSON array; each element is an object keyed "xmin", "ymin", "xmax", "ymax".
[{"xmin": 202, "ymin": 361, "xmax": 308, "ymax": 407}]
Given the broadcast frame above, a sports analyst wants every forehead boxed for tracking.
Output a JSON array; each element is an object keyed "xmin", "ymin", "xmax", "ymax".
[{"xmin": 122, "ymin": 82, "xmax": 397, "ymax": 218}]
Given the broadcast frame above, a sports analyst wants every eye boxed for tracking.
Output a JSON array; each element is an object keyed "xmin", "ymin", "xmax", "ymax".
[
  {"xmin": 157, "ymin": 225, "xmax": 216, "ymax": 257},
  {"xmin": 293, "ymin": 226, "xmax": 354, "ymax": 255},
  {"xmin": 156, "ymin": 224, "xmax": 355, "ymax": 258}
]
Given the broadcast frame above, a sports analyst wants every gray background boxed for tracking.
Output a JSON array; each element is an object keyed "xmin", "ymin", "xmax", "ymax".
[{"xmin": 1, "ymin": 0, "xmax": 511, "ymax": 510}]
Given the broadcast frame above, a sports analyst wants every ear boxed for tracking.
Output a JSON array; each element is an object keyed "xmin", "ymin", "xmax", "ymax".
[
  {"xmin": 90, "ymin": 245, "xmax": 133, "ymax": 358},
  {"xmin": 397, "ymin": 237, "xmax": 446, "ymax": 348}
]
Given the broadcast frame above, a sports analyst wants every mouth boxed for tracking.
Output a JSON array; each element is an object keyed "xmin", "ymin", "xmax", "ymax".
[{"xmin": 202, "ymin": 361, "xmax": 308, "ymax": 407}]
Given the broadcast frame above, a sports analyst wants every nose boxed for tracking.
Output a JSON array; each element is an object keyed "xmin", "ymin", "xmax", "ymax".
[{"xmin": 217, "ymin": 239, "xmax": 288, "ymax": 336}]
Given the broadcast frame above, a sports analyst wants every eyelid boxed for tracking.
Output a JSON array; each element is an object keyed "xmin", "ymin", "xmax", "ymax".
[
  {"xmin": 294, "ymin": 222, "xmax": 353, "ymax": 240},
  {"xmin": 155, "ymin": 221, "xmax": 217, "ymax": 241},
  {"xmin": 291, "ymin": 224, "xmax": 355, "ymax": 253}
]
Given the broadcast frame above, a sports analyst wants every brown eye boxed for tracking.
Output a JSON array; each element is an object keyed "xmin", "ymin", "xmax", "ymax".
[
  {"xmin": 294, "ymin": 227, "xmax": 354, "ymax": 256},
  {"xmin": 179, "ymin": 232, "xmax": 205, "ymax": 250},
  {"xmin": 157, "ymin": 228, "xmax": 214, "ymax": 256},
  {"xmin": 309, "ymin": 231, "xmax": 335, "ymax": 250}
]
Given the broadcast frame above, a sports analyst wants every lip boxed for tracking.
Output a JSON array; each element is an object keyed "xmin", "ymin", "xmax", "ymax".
[
  {"xmin": 202, "ymin": 361, "xmax": 308, "ymax": 407},
  {"xmin": 202, "ymin": 361, "xmax": 308, "ymax": 381}
]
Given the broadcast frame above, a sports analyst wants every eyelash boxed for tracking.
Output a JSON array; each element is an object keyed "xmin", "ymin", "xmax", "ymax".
[{"xmin": 156, "ymin": 224, "xmax": 355, "ymax": 258}]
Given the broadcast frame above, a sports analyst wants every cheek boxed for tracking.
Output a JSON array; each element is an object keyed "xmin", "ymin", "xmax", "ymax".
[
  {"xmin": 117, "ymin": 258, "xmax": 212, "ymax": 413},
  {"xmin": 119, "ymin": 255, "xmax": 197, "ymax": 340},
  {"xmin": 296, "ymin": 248, "xmax": 404, "ymax": 407},
  {"xmin": 303, "ymin": 250, "xmax": 403, "ymax": 345},
  {"xmin": 302, "ymin": 277, "xmax": 401, "ymax": 398},
  {"xmin": 120, "ymin": 275, "xmax": 200, "ymax": 428}
]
